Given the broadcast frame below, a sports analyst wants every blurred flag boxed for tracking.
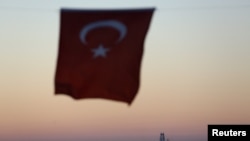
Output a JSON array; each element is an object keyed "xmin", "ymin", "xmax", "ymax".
[{"xmin": 55, "ymin": 8, "xmax": 155, "ymax": 104}]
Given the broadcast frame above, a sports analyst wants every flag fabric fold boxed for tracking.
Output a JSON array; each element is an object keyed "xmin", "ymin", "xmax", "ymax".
[{"xmin": 55, "ymin": 8, "xmax": 155, "ymax": 104}]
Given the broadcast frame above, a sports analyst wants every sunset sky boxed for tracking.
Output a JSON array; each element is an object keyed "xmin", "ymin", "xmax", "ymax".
[{"xmin": 0, "ymin": 0, "xmax": 250, "ymax": 141}]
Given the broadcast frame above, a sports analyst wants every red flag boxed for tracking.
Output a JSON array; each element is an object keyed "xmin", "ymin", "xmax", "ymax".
[{"xmin": 55, "ymin": 8, "xmax": 155, "ymax": 104}]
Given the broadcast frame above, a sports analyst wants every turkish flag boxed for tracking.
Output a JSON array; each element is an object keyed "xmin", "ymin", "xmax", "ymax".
[{"xmin": 55, "ymin": 8, "xmax": 155, "ymax": 104}]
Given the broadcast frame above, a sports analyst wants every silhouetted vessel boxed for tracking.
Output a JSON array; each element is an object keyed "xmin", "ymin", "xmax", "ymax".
[{"xmin": 160, "ymin": 132, "xmax": 168, "ymax": 141}]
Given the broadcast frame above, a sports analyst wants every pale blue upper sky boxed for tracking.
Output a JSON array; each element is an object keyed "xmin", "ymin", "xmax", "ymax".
[{"xmin": 0, "ymin": 1, "xmax": 250, "ymax": 141}]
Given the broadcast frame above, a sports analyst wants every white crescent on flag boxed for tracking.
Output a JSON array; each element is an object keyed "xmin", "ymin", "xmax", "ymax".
[{"xmin": 79, "ymin": 20, "xmax": 127, "ymax": 44}]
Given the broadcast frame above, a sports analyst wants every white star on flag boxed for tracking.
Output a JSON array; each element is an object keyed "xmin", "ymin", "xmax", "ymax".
[{"xmin": 91, "ymin": 44, "xmax": 110, "ymax": 58}]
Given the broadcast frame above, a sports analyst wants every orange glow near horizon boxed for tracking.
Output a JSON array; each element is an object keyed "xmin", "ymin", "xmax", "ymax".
[{"xmin": 0, "ymin": 1, "xmax": 250, "ymax": 141}]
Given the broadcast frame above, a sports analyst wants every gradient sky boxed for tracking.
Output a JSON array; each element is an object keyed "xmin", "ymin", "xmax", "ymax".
[{"xmin": 0, "ymin": 0, "xmax": 250, "ymax": 141}]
